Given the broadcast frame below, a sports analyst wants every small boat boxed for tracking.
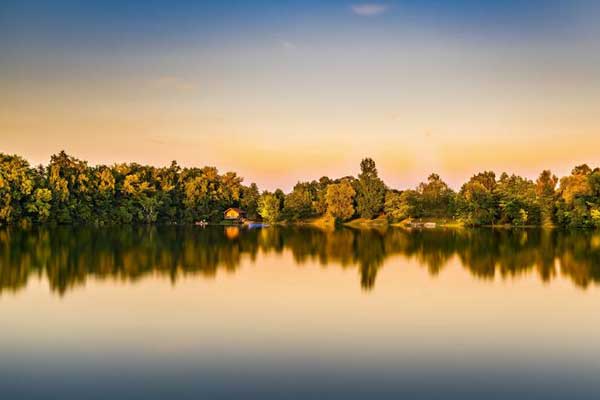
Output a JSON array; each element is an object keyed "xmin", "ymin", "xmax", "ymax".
[
  {"xmin": 247, "ymin": 222, "xmax": 269, "ymax": 229},
  {"xmin": 195, "ymin": 220, "xmax": 208, "ymax": 227}
]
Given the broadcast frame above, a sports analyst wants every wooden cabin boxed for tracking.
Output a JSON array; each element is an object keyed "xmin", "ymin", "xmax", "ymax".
[{"xmin": 223, "ymin": 207, "xmax": 246, "ymax": 222}]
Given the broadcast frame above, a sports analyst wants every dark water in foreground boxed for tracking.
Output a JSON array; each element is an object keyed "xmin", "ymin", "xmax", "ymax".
[{"xmin": 1, "ymin": 226, "xmax": 600, "ymax": 399}]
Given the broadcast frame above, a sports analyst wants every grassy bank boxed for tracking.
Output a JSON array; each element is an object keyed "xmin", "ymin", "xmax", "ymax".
[
  {"xmin": 344, "ymin": 215, "xmax": 389, "ymax": 228},
  {"xmin": 241, "ymin": 215, "xmax": 558, "ymax": 230},
  {"xmin": 389, "ymin": 217, "xmax": 464, "ymax": 228}
]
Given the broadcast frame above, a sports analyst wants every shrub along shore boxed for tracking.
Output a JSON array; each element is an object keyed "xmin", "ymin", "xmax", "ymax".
[{"xmin": 1, "ymin": 152, "xmax": 599, "ymax": 228}]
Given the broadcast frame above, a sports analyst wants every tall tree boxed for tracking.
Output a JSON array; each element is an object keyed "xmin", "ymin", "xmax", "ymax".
[
  {"xmin": 47, "ymin": 151, "xmax": 93, "ymax": 224},
  {"xmin": 355, "ymin": 158, "xmax": 386, "ymax": 219},
  {"xmin": 313, "ymin": 176, "xmax": 333, "ymax": 215},
  {"xmin": 154, "ymin": 161, "xmax": 183, "ymax": 223},
  {"xmin": 535, "ymin": 170, "xmax": 558, "ymax": 226},
  {"xmin": 241, "ymin": 183, "xmax": 260, "ymax": 220}
]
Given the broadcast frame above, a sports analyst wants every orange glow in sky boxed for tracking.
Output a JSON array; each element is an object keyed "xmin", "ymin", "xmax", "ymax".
[{"xmin": 2, "ymin": 1, "xmax": 599, "ymax": 190}]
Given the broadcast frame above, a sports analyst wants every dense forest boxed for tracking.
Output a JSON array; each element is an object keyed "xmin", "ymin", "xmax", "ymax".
[{"xmin": 1, "ymin": 151, "xmax": 600, "ymax": 228}]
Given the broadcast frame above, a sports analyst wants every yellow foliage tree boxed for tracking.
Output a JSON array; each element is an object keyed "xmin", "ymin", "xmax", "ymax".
[{"xmin": 326, "ymin": 181, "xmax": 356, "ymax": 222}]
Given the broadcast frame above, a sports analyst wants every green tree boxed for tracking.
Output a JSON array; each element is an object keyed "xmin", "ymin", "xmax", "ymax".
[
  {"xmin": 496, "ymin": 173, "xmax": 539, "ymax": 226},
  {"xmin": 0, "ymin": 154, "xmax": 36, "ymax": 224},
  {"xmin": 283, "ymin": 183, "xmax": 314, "ymax": 221},
  {"xmin": 457, "ymin": 172, "xmax": 498, "ymax": 226},
  {"xmin": 241, "ymin": 183, "xmax": 260, "ymax": 220},
  {"xmin": 556, "ymin": 165, "xmax": 594, "ymax": 227},
  {"xmin": 313, "ymin": 176, "xmax": 333, "ymax": 215},
  {"xmin": 219, "ymin": 171, "xmax": 243, "ymax": 208},
  {"xmin": 355, "ymin": 158, "xmax": 386, "ymax": 219},
  {"xmin": 121, "ymin": 169, "xmax": 161, "ymax": 223},
  {"xmin": 326, "ymin": 181, "xmax": 355, "ymax": 222},
  {"xmin": 47, "ymin": 151, "xmax": 94, "ymax": 224},
  {"xmin": 258, "ymin": 192, "xmax": 281, "ymax": 223},
  {"xmin": 535, "ymin": 170, "xmax": 558, "ymax": 226},
  {"xmin": 399, "ymin": 189, "xmax": 424, "ymax": 219},
  {"xmin": 26, "ymin": 188, "xmax": 52, "ymax": 223},
  {"xmin": 274, "ymin": 189, "xmax": 285, "ymax": 210},
  {"xmin": 591, "ymin": 209, "xmax": 600, "ymax": 228},
  {"xmin": 154, "ymin": 161, "xmax": 183, "ymax": 223},
  {"xmin": 384, "ymin": 190, "xmax": 404, "ymax": 221},
  {"xmin": 416, "ymin": 173, "xmax": 455, "ymax": 218}
]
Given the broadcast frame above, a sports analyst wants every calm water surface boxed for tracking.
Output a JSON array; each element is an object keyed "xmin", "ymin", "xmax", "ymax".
[{"xmin": 1, "ymin": 226, "xmax": 600, "ymax": 399}]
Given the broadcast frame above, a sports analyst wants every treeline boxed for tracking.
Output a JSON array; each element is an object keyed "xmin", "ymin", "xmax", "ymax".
[
  {"xmin": 383, "ymin": 166, "xmax": 600, "ymax": 228},
  {"xmin": 0, "ymin": 151, "xmax": 255, "ymax": 225},
  {"xmin": 1, "ymin": 151, "xmax": 600, "ymax": 227}
]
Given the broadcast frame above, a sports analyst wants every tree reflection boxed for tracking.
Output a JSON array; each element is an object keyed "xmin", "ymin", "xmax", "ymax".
[{"xmin": 1, "ymin": 226, "xmax": 599, "ymax": 296}]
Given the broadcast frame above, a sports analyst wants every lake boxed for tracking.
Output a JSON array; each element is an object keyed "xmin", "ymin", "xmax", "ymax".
[{"xmin": 1, "ymin": 226, "xmax": 600, "ymax": 399}]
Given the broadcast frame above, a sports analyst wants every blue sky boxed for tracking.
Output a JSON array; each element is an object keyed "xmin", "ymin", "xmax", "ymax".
[{"xmin": 1, "ymin": 1, "xmax": 599, "ymax": 190}]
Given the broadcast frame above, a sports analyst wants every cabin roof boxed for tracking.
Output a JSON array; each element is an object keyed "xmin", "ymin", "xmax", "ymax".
[{"xmin": 224, "ymin": 207, "xmax": 245, "ymax": 214}]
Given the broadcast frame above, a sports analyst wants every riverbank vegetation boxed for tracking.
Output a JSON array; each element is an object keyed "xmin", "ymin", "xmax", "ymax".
[{"xmin": 1, "ymin": 151, "xmax": 600, "ymax": 228}]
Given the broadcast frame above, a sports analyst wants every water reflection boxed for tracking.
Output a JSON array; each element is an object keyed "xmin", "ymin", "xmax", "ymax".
[{"xmin": 1, "ymin": 226, "xmax": 599, "ymax": 295}]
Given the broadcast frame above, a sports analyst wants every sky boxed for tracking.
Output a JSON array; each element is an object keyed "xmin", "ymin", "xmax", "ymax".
[{"xmin": 1, "ymin": 0, "xmax": 599, "ymax": 191}]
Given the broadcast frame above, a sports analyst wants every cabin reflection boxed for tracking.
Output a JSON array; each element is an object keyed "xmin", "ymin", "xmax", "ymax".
[
  {"xmin": 224, "ymin": 226, "xmax": 240, "ymax": 240},
  {"xmin": 0, "ymin": 226, "xmax": 599, "ymax": 296}
]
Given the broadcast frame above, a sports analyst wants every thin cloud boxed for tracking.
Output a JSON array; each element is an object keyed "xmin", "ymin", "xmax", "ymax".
[
  {"xmin": 279, "ymin": 39, "xmax": 297, "ymax": 50},
  {"xmin": 351, "ymin": 3, "xmax": 389, "ymax": 17}
]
